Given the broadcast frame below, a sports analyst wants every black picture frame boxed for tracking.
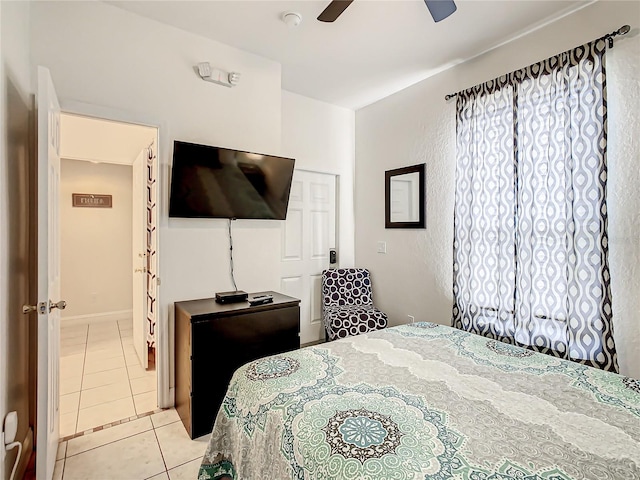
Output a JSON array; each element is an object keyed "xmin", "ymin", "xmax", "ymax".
[{"xmin": 385, "ymin": 163, "xmax": 425, "ymax": 229}]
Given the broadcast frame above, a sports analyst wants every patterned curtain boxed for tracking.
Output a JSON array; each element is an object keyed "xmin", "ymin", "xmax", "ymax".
[{"xmin": 452, "ymin": 39, "xmax": 618, "ymax": 372}]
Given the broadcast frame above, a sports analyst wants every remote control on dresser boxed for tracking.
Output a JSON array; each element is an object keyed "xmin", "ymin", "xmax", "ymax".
[{"xmin": 249, "ymin": 294, "xmax": 274, "ymax": 306}]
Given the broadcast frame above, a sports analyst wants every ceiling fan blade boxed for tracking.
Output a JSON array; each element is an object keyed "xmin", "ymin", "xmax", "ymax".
[
  {"xmin": 424, "ymin": 0, "xmax": 457, "ymax": 22},
  {"xmin": 317, "ymin": 0, "xmax": 354, "ymax": 22}
]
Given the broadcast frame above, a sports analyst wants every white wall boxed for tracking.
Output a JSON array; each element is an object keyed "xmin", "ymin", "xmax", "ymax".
[
  {"xmin": 60, "ymin": 159, "xmax": 133, "ymax": 320},
  {"xmin": 29, "ymin": 1, "xmax": 359, "ymax": 400},
  {"xmin": 281, "ymin": 90, "xmax": 355, "ymax": 267},
  {"xmin": 607, "ymin": 33, "xmax": 640, "ymax": 379},
  {"xmin": 30, "ymin": 0, "xmax": 283, "ymax": 402},
  {"xmin": 0, "ymin": 1, "xmax": 33, "ymax": 478},
  {"xmin": 355, "ymin": 1, "xmax": 640, "ymax": 379}
]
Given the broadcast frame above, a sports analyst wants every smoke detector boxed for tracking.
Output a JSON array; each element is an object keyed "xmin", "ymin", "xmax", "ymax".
[{"xmin": 282, "ymin": 12, "xmax": 302, "ymax": 28}]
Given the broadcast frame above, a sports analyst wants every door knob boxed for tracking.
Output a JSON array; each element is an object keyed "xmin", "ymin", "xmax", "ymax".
[
  {"xmin": 49, "ymin": 300, "xmax": 67, "ymax": 312},
  {"xmin": 22, "ymin": 302, "xmax": 47, "ymax": 315}
]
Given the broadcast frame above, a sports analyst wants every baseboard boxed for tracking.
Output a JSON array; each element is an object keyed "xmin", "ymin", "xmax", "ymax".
[
  {"xmin": 301, "ymin": 338, "xmax": 326, "ymax": 348},
  {"xmin": 61, "ymin": 309, "xmax": 133, "ymax": 327}
]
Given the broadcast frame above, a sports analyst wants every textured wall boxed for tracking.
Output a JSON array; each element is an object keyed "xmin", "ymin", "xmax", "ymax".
[
  {"xmin": 355, "ymin": 1, "xmax": 640, "ymax": 378},
  {"xmin": 607, "ymin": 34, "xmax": 640, "ymax": 378}
]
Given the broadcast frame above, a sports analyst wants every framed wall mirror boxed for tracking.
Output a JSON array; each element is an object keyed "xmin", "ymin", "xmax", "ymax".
[{"xmin": 385, "ymin": 163, "xmax": 425, "ymax": 228}]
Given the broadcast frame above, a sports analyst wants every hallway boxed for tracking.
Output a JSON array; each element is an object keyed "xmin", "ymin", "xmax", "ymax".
[{"xmin": 59, "ymin": 319, "xmax": 157, "ymax": 438}]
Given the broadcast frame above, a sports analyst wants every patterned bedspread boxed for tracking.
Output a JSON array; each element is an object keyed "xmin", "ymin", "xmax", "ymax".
[{"xmin": 198, "ymin": 323, "xmax": 640, "ymax": 480}]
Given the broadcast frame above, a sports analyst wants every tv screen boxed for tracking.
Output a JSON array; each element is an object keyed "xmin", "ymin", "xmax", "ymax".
[{"xmin": 169, "ymin": 141, "xmax": 295, "ymax": 220}]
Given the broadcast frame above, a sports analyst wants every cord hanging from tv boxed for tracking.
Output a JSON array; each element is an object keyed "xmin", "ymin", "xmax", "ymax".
[
  {"xmin": 168, "ymin": 140, "xmax": 296, "ymax": 220},
  {"xmin": 212, "ymin": 218, "xmax": 248, "ymax": 304}
]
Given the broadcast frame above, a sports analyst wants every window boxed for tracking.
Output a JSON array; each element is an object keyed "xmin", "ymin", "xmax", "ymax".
[{"xmin": 452, "ymin": 40, "xmax": 618, "ymax": 372}]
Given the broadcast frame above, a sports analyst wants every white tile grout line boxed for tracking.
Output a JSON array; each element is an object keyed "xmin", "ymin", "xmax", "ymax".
[
  {"xmin": 59, "ymin": 319, "xmax": 161, "ymax": 441},
  {"xmin": 60, "ymin": 414, "xmax": 196, "ymax": 480},
  {"xmin": 60, "ymin": 321, "xmax": 160, "ymax": 440},
  {"xmin": 122, "ymin": 318, "xmax": 159, "ymax": 414},
  {"xmin": 59, "ymin": 417, "xmax": 183, "ymax": 480},
  {"xmin": 118, "ymin": 317, "xmax": 140, "ymax": 414},
  {"xmin": 73, "ymin": 325, "xmax": 89, "ymax": 435},
  {"xmin": 151, "ymin": 423, "xmax": 170, "ymax": 476},
  {"xmin": 59, "ymin": 407, "xmax": 165, "ymax": 443},
  {"xmin": 63, "ymin": 417, "xmax": 183, "ymax": 460},
  {"xmin": 153, "ymin": 455, "xmax": 203, "ymax": 480}
]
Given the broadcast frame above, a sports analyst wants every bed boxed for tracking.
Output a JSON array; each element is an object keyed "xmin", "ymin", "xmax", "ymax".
[{"xmin": 198, "ymin": 322, "xmax": 640, "ymax": 479}]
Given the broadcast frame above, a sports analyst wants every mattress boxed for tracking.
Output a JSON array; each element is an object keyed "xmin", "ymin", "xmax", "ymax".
[{"xmin": 198, "ymin": 322, "xmax": 640, "ymax": 479}]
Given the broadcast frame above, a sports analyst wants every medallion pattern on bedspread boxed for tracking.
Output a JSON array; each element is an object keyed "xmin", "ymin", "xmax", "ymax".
[
  {"xmin": 453, "ymin": 332, "xmax": 567, "ymax": 374},
  {"xmin": 227, "ymin": 349, "xmax": 337, "ymax": 421},
  {"xmin": 392, "ymin": 323, "xmax": 640, "ymax": 418},
  {"xmin": 332, "ymin": 410, "xmax": 398, "ymax": 452},
  {"xmin": 245, "ymin": 356, "xmax": 300, "ymax": 381},
  {"xmin": 390, "ymin": 323, "xmax": 569, "ymax": 375},
  {"xmin": 293, "ymin": 389, "xmax": 461, "ymax": 479},
  {"xmin": 199, "ymin": 323, "xmax": 640, "ymax": 480},
  {"xmin": 574, "ymin": 368, "xmax": 640, "ymax": 416},
  {"xmin": 485, "ymin": 339, "xmax": 535, "ymax": 358}
]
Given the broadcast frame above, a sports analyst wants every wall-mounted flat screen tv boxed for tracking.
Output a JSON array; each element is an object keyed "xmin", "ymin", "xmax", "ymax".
[{"xmin": 169, "ymin": 141, "xmax": 295, "ymax": 220}]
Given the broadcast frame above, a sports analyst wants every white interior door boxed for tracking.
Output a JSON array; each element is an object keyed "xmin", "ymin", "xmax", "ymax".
[
  {"xmin": 36, "ymin": 66, "xmax": 63, "ymax": 480},
  {"xmin": 280, "ymin": 170, "xmax": 337, "ymax": 345},
  {"xmin": 132, "ymin": 150, "xmax": 148, "ymax": 368}
]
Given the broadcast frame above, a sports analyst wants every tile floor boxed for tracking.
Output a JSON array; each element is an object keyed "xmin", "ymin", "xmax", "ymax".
[
  {"xmin": 60, "ymin": 319, "xmax": 157, "ymax": 437},
  {"xmin": 53, "ymin": 408, "xmax": 210, "ymax": 480}
]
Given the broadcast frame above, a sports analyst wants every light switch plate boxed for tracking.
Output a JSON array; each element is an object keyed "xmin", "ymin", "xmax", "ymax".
[{"xmin": 377, "ymin": 241, "xmax": 387, "ymax": 254}]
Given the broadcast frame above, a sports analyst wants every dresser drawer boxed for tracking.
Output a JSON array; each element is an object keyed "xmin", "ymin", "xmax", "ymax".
[
  {"xmin": 175, "ymin": 293, "xmax": 300, "ymax": 439},
  {"xmin": 191, "ymin": 306, "xmax": 300, "ymax": 359}
]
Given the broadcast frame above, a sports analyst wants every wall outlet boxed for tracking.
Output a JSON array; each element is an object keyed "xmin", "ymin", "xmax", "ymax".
[
  {"xmin": 377, "ymin": 241, "xmax": 387, "ymax": 254},
  {"xmin": 408, "ymin": 315, "xmax": 415, "ymax": 323}
]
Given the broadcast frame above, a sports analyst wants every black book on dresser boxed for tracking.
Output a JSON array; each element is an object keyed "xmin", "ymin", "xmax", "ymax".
[{"xmin": 174, "ymin": 291, "xmax": 301, "ymax": 439}]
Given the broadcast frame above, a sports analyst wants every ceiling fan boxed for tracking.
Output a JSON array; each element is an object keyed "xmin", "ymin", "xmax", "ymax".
[{"xmin": 317, "ymin": 0, "xmax": 457, "ymax": 23}]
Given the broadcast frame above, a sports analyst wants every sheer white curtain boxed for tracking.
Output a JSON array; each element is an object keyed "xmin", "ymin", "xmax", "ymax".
[{"xmin": 452, "ymin": 39, "xmax": 618, "ymax": 372}]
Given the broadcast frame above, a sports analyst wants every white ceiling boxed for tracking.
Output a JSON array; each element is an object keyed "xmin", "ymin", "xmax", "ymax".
[
  {"xmin": 107, "ymin": 0, "xmax": 590, "ymax": 109},
  {"xmin": 60, "ymin": 114, "xmax": 157, "ymax": 165}
]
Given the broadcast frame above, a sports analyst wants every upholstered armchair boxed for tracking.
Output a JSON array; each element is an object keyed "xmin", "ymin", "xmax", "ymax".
[{"xmin": 321, "ymin": 268, "xmax": 388, "ymax": 341}]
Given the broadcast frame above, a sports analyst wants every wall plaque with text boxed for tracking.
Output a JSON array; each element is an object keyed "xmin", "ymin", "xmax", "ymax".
[{"xmin": 72, "ymin": 193, "xmax": 112, "ymax": 208}]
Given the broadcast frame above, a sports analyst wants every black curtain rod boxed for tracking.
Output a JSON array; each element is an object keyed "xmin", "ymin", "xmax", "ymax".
[{"xmin": 444, "ymin": 24, "xmax": 632, "ymax": 101}]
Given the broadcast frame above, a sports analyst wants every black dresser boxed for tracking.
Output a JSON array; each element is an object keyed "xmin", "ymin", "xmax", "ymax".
[{"xmin": 174, "ymin": 291, "xmax": 300, "ymax": 439}]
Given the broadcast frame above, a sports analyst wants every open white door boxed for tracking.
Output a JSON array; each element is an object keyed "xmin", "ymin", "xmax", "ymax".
[
  {"xmin": 280, "ymin": 170, "xmax": 337, "ymax": 344},
  {"xmin": 132, "ymin": 150, "xmax": 148, "ymax": 368},
  {"xmin": 36, "ymin": 66, "xmax": 63, "ymax": 480}
]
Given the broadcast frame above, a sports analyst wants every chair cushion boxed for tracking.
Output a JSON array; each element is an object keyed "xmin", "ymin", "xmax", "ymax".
[
  {"xmin": 322, "ymin": 268, "xmax": 373, "ymax": 307},
  {"xmin": 323, "ymin": 305, "xmax": 388, "ymax": 340}
]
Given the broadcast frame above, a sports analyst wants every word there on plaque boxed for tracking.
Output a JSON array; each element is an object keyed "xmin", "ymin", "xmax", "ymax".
[{"xmin": 72, "ymin": 193, "xmax": 112, "ymax": 208}]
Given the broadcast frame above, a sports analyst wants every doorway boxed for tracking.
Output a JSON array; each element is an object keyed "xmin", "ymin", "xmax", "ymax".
[
  {"xmin": 280, "ymin": 170, "xmax": 338, "ymax": 345},
  {"xmin": 57, "ymin": 114, "xmax": 159, "ymax": 438}
]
